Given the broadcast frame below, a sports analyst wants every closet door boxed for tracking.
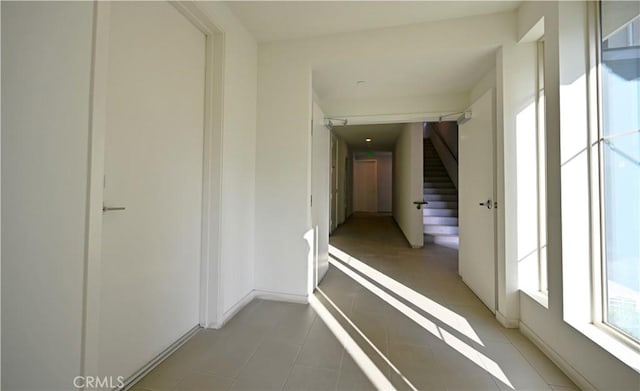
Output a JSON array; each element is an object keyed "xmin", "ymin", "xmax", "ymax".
[{"xmin": 99, "ymin": 1, "xmax": 205, "ymax": 380}]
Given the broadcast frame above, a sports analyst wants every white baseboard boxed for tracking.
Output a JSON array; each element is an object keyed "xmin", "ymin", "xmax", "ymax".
[
  {"xmin": 519, "ymin": 321, "xmax": 596, "ymax": 391},
  {"xmin": 211, "ymin": 290, "xmax": 256, "ymax": 329},
  {"xmin": 254, "ymin": 289, "xmax": 308, "ymax": 304},
  {"xmin": 210, "ymin": 289, "xmax": 308, "ymax": 329},
  {"xmin": 496, "ymin": 310, "xmax": 519, "ymax": 329}
]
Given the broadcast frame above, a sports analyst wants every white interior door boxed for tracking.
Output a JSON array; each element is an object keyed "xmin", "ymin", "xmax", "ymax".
[
  {"xmin": 353, "ymin": 160, "xmax": 378, "ymax": 212},
  {"xmin": 459, "ymin": 89, "xmax": 496, "ymax": 312},
  {"xmin": 99, "ymin": 1, "xmax": 205, "ymax": 380},
  {"xmin": 311, "ymin": 101, "xmax": 330, "ymax": 287}
]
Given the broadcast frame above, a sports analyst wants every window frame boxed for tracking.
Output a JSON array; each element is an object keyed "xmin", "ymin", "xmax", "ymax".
[
  {"xmin": 592, "ymin": 0, "xmax": 640, "ymax": 348},
  {"xmin": 536, "ymin": 38, "xmax": 548, "ymax": 295}
]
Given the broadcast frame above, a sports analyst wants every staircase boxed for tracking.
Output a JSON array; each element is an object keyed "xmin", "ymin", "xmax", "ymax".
[{"xmin": 423, "ymin": 138, "xmax": 459, "ymax": 249}]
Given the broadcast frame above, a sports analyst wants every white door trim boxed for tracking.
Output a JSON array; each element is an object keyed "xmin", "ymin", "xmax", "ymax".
[
  {"xmin": 81, "ymin": 0, "xmax": 225, "ymax": 378},
  {"xmin": 170, "ymin": 1, "xmax": 225, "ymax": 330}
]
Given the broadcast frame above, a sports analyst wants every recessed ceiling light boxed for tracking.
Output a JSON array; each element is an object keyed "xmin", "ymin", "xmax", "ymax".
[{"xmin": 365, "ymin": 138, "xmax": 372, "ymax": 142}]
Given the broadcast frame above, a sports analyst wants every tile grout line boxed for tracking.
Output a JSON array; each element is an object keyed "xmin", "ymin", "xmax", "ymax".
[
  {"xmin": 228, "ymin": 301, "xmax": 280, "ymax": 388},
  {"xmin": 279, "ymin": 312, "xmax": 318, "ymax": 391},
  {"xmin": 334, "ymin": 349, "xmax": 347, "ymax": 391},
  {"xmin": 335, "ymin": 292, "xmax": 356, "ymax": 391},
  {"xmin": 505, "ymin": 333, "xmax": 576, "ymax": 390}
]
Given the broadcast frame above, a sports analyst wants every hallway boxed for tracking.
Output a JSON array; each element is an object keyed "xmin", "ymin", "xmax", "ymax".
[{"xmin": 134, "ymin": 215, "xmax": 577, "ymax": 391}]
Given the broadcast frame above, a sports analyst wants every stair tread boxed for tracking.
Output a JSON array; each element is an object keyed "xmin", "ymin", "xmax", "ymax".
[{"xmin": 424, "ymin": 138, "xmax": 458, "ymax": 247}]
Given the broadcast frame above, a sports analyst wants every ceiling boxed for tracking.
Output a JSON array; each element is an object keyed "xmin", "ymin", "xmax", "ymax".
[
  {"xmin": 313, "ymin": 49, "xmax": 496, "ymax": 101},
  {"xmin": 332, "ymin": 123, "xmax": 405, "ymax": 151},
  {"xmin": 227, "ymin": 1, "xmax": 516, "ymax": 150},
  {"xmin": 226, "ymin": 1, "xmax": 521, "ymax": 43}
]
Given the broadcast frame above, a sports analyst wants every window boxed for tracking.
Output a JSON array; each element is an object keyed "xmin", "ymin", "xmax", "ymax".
[
  {"xmin": 598, "ymin": 2, "xmax": 640, "ymax": 342},
  {"xmin": 516, "ymin": 37, "xmax": 548, "ymax": 297}
]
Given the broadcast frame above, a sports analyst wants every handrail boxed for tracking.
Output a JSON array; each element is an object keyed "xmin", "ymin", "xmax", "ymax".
[{"xmin": 430, "ymin": 128, "xmax": 458, "ymax": 163}]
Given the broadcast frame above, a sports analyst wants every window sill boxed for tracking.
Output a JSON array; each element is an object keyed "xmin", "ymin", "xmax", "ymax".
[
  {"xmin": 565, "ymin": 320, "xmax": 640, "ymax": 374},
  {"xmin": 521, "ymin": 289, "xmax": 549, "ymax": 309}
]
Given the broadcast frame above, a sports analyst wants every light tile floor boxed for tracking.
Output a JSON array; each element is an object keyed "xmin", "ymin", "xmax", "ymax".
[{"xmin": 134, "ymin": 214, "xmax": 578, "ymax": 391}]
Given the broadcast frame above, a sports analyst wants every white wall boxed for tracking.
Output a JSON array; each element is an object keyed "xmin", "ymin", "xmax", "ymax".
[
  {"xmin": 513, "ymin": 2, "xmax": 640, "ymax": 389},
  {"xmin": 1, "ymin": 2, "xmax": 4, "ymax": 385},
  {"xmin": 392, "ymin": 123, "xmax": 424, "ymax": 247},
  {"xmin": 255, "ymin": 12, "xmax": 515, "ymax": 299},
  {"xmin": 470, "ymin": 66, "xmax": 497, "ymax": 103},
  {"xmin": 255, "ymin": 46, "xmax": 312, "ymax": 300},
  {"xmin": 321, "ymin": 93, "xmax": 469, "ymax": 119},
  {"xmin": 494, "ymin": 38, "xmax": 543, "ymax": 326},
  {"xmin": 198, "ymin": 2, "xmax": 258, "ymax": 322},
  {"xmin": 1, "ymin": 2, "xmax": 94, "ymax": 389}
]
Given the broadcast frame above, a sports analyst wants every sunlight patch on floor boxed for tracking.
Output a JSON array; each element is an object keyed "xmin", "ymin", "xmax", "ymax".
[
  {"xmin": 329, "ymin": 244, "xmax": 483, "ymax": 346},
  {"xmin": 308, "ymin": 294, "xmax": 399, "ymax": 391},
  {"xmin": 327, "ymin": 246, "xmax": 514, "ymax": 390},
  {"xmin": 315, "ymin": 289, "xmax": 419, "ymax": 391}
]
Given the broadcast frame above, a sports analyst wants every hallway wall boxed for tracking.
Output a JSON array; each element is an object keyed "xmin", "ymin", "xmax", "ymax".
[
  {"xmin": 198, "ymin": 2, "xmax": 258, "ymax": 323},
  {"xmin": 255, "ymin": 11, "xmax": 516, "ymax": 299},
  {"xmin": 392, "ymin": 123, "xmax": 424, "ymax": 247},
  {"xmin": 2, "ymin": 3, "xmax": 94, "ymax": 389},
  {"xmin": 321, "ymin": 93, "xmax": 469, "ymax": 119}
]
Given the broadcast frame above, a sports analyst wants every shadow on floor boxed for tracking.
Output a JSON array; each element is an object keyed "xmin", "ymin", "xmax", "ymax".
[{"xmin": 133, "ymin": 214, "xmax": 577, "ymax": 391}]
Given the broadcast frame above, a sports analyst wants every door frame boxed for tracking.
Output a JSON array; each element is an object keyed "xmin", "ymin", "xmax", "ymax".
[{"xmin": 82, "ymin": 1, "xmax": 225, "ymax": 378}]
